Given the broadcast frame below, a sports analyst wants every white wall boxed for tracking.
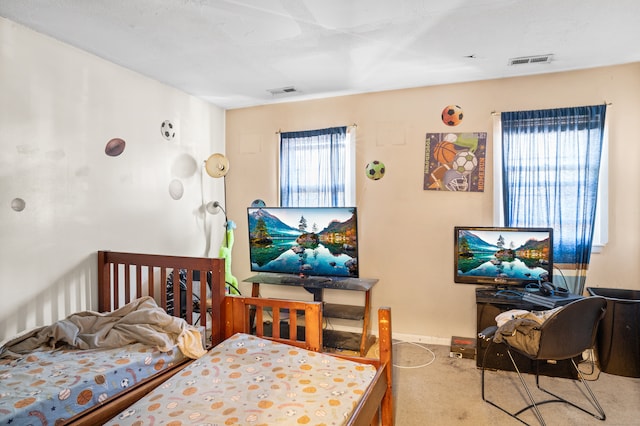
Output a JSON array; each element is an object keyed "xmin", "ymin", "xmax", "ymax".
[{"xmin": 0, "ymin": 18, "xmax": 226, "ymax": 340}]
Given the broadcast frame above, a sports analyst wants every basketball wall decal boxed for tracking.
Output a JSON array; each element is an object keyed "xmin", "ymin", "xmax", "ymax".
[
  {"xmin": 105, "ymin": 138, "xmax": 126, "ymax": 156},
  {"xmin": 433, "ymin": 141, "xmax": 457, "ymax": 164},
  {"xmin": 441, "ymin": 105, "xmax": 463, "ymax": 126}
]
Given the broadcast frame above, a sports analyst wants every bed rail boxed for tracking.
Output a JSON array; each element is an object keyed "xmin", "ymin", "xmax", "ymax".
[{"xmin": 224, "ymin": 296, "xmax": 323, "ymax": 351}]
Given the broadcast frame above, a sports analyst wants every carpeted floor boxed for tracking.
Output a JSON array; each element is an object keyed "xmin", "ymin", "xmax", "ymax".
[{"xmin": 366, "ymin": 340, "xmax": 640, "ymax": 425}]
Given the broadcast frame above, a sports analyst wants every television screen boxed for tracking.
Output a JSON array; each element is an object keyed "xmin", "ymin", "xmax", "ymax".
[
  {"xmin": 454, "ymin": 226, "xmax": 553, "ymax": 287},
  {"xmin": 247, "ymin": 207, "xmax": 359, "ymax": 278}
]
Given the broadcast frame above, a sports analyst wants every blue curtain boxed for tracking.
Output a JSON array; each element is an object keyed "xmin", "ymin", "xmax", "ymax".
[
  {"xmin": 501, "ymin": 105, "xmax": 606, "ymax": 293},
  {"xmin": 280, "ymin": 126, "xmax": 347, "ymax": 207}
]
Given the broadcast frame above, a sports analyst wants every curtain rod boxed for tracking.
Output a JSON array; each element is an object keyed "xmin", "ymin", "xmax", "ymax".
[
  {"xmin": 275, "ymin": 123, "xmax": 357, "ymax": 134},
  {"xmin": 491, "ymin": 101, "xmax": 612, "ymax": 116}
]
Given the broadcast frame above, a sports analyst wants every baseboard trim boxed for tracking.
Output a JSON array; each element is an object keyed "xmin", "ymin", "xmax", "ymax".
[
  {"xmin": 391, "ymin": 332, "xmax": 450, "ymax": 346},
  {"xmin": 323, "ymin": 321, "xmax": 451, "ymax": 347}
]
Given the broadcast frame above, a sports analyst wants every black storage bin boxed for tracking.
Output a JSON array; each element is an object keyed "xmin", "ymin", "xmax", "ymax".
[{"xmin": 587, "ymin": 287, "xmax": 640, "ymax": 377}]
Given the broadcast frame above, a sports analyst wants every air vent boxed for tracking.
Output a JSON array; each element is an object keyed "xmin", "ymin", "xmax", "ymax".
[
  {"xmin": 508, "ymin": 54, "xmax": 553, "ymax": 66},
  {"xmin": 268, "ymin": 86, "xmax": 299, "ymax": 96}
]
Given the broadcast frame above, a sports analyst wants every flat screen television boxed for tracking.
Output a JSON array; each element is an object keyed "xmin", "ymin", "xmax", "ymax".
[
  {"xmin": 247, "ymin": 207, "xmax": 359, "ymax": 278},
  {"xmin": 454, "ymin": 226, "xmax": 553, "ymax": 287}
]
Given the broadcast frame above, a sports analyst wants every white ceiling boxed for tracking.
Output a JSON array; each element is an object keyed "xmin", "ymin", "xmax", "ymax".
[{"xmin": 2, "ymin": 0, "xmax": 639, "ymax": 110}]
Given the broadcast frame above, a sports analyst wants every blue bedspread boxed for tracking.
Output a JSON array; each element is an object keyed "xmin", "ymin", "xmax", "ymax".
[{"xmin": 0, "ymin": 343, "xmax": 186, "ymax": 424}]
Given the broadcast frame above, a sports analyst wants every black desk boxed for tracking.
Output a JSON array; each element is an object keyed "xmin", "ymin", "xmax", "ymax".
[
  {"xmin": 476, "ymin": 287, "xmax": 583, "ymax": 378},
  {"xmin": 244, "ymin": 273, "xmax": 378, "ymax": 355}
]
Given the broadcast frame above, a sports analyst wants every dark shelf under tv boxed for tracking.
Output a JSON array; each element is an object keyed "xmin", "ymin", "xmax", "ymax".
[
  {"xmin": 258, "ymin": 320, "xmax": 376, "ymax": 354},
  {"xmin": 323, "ymin": 303, "xmax": 365, "ymax": 320},
  {"xmin": 323, "ymin": 329, "xmax": 377, "ymax": 353},
  {"xmin": 244, "ymin": 273, "xmax": 379, "ymax": 355}
]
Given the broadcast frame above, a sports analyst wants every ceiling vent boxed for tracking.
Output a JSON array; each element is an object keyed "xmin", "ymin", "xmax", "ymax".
[
  {"xmin": 508, "ymin": 54, "xmax": 554, "ymax": 66},
  {"xmin": 268, "ymin": 86, "xmax": 299, "ymax": 96}
]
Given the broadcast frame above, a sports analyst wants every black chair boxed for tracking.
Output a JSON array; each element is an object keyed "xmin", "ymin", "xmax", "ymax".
[{"xmin": 480, "ymin": 296, "xmax": 607, "ymax": 426}]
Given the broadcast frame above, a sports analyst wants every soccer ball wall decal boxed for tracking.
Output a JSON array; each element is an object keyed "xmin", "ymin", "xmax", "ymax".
[
  {"xmin": 365, "ymin": 161, "xmax": 386, "ymax": 180},
  {"xmin": 160, "ymin": 120, "xmax": 176, "ymax": 141},
  {"xmin": 441, "ymin": 105, "xmax": 463, "ymax": 126},
  {"xmin": 452, "ymin": 151, "xmax": 478, "ymax": 174}
]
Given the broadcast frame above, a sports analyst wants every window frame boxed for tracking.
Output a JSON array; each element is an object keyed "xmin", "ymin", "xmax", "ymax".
[{"xmin": 278, "ymin": 126, "xmax": 356, "ymax": 207}]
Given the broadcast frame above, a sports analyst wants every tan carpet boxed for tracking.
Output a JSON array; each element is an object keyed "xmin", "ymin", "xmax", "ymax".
[{"xmin": 363, "ymin": 340, "xmax": 640, "ymax": 425}]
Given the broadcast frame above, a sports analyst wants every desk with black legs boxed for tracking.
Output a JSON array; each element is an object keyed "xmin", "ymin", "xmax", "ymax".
[{"xmin": 244, "ymin": 273, "xmax": 378, "ymax": 356}]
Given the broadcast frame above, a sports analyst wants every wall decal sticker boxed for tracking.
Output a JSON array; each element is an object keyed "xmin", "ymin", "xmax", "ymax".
[
  {"xmin": 424, "ymin": 132, "xmax": 486, "ymax": 192},
  {"xmin": 441, "ymin": 104, "xmax": 464, "ymax": 126},
  {"xmin": 105, "ymin": 138, "xmax": 126, "ymax": 156},
  {"xmin": 11, "ymin": 198, "xmax": 25, "ymax": 212},
  {"xmin": 365, "ymin": 160, "xmax": 386, "ymax": 180},
  {"xmin": 168, "ymin": 179, "xmax": 184, "ymax": 200},
  {"xmin": 161, "ymin": 120, "xmax": 176, "ymax": 141},
  {"xmin": 171, "ymin": 153, "xmax": 198, "ymax": 178}
]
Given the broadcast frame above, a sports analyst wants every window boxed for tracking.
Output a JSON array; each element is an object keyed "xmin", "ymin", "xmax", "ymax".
[
  {"xmin": 279, "ymin": 126, "xmax": 355, "ymax": 207},
  {"xmin": 493, "ymin": 105, "xmax": 608, "ymax": 293}
]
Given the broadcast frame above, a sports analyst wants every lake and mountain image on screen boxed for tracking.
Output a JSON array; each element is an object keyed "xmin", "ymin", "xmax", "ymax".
[
  {"xmin": 248, "ymin": 207, "xmax": 359, "ymax": 277},
  {"xmin": 457, "ymin": 229, "xmax": 551, "ymax": 282}
]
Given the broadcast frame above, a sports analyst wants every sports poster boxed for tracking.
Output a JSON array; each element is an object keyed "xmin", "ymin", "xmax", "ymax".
[{"xmin": 424, "ymin": 132, "xmax": 487, "ymax": 192}]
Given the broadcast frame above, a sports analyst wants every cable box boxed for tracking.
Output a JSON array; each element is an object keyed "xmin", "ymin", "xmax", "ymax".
[
  {"xmin": 450, "ymin": 336, "xmax": 476, "ymax": 359},
  {"xmin": 522, "ymin": 292, "xmax": 556, "ymax": 309}
]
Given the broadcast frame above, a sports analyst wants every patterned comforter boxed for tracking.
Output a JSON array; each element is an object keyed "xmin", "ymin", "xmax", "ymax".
[
  {"xmin": 0, "ymin": 296, "xmax": 205, "ymax": 424},
  {"xmin": 0, "ymin": 343, "xmax": 186, "ymax": 424},
  {"xmin": 106, "ymin": 333, "xmax": 378, "ymax": 425}
]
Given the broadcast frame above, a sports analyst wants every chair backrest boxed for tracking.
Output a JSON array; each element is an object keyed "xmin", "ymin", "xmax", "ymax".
[{"xmin": 536, "ymin": 296, "xmax": 606, "ymax": 360}]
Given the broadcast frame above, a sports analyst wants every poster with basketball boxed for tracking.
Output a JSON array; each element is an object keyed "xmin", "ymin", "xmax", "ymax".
[{"xmin": 424, "ymin": 132, "xmax": 487, "ymax": 192}]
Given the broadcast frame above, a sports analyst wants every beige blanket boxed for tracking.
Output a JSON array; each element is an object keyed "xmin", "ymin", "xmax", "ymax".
[
  {"xmin": 492, "ymin": 307, "xmax": 562, "ymax": 356},
  {"xmin": 0, "ymin": 296, "xmax": 206, "ymax": 359}
]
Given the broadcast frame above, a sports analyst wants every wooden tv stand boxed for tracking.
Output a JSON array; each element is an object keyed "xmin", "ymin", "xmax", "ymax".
[{"xmin": 243, "ymin": 273, "xmax": 378, "ymax": 356}]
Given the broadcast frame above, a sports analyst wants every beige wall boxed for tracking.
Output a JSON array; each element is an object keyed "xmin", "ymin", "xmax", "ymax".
[
  {"xmin": 225, "ymin": 63, "xmax": 640, "ymax": 341},
  {"xmin": 0, "ymin": 18, "xmax": 226, "ymax": 340}
]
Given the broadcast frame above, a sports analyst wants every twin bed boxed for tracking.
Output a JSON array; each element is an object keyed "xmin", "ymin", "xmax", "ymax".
[{"xmin": 0, "ymin": 251, "xmax": 394, "ymax": 425}]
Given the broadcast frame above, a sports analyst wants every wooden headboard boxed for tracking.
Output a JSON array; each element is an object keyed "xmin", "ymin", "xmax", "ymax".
[{"xmin": 97, "ymin": 251, "xmax": 226, "ymax": 347}]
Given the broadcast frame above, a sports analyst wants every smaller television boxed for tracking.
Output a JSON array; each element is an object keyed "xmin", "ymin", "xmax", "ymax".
[
  {"xmin": 247, "ymin": 207, "xmax": 359, "ymax": 278},
  {"xmin": 454, "ymin": 226, "xmax": 553, "ymax": 287}
]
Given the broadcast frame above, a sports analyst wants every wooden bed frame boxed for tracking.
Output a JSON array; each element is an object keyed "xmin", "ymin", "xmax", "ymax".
[{"xmin": 68, "ymin": 251, "xmax": 393, "ymax": 425}]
